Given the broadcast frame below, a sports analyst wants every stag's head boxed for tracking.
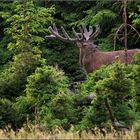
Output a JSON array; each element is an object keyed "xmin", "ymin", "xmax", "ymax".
[
  {"xmin": 46, "ymin": 24, "xmax": 100, "ymax": 51},
  {"xmin": 46, "ymin": 24, "xmax": 101, "ymax": 69}
]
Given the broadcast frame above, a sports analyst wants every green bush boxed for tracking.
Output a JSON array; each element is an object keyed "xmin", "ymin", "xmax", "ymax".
[
  {"xmin": 0, "ymin": 99, "xmax": 16, "ymax": 129},
  {"xmin": 25, "ymin": 66, "xmax": 76, "ymax": 130},
  {"xmin": 26, "ymin": 66, "xmax": 69, "ymax": 106},
  {"xmin": 0, "ymin": 52, "xmax": 45, "ymax": 100},
  {"xmin": 134, "ymin": 53, "xmax": 140, "ymax": 112},
  {"xmin": 40, "ymin": 93, "xmax": 75, "ymax": 130},
  {"xmin": 13, "ymin": 96, "xmax": 34, "ymax": 128},
  {"xmin": 76, "ymin": 61, "xmax": 138, "ymax": 130}
]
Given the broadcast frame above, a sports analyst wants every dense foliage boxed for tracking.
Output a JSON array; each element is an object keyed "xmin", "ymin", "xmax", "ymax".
[
  {"xmin": 75, "ymin": 61, "xmax": 138, "ymax": 130},
  {"xmin": 0, "ymin": 0, "xmax": 140, "ymax": 132}
]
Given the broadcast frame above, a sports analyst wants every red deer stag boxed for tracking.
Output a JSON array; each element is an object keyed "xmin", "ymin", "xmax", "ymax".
[
  {"xmin": 46, "ymin": 24, "xmax": 140, "ymax": 130},
  {"xmin": 46, "ymin": 24, "xmax": 139, "ymax": 74}
]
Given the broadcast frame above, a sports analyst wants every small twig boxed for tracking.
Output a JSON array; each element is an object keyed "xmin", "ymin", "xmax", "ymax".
[
  {"xmin": 114, "ymin": 23, "xmax": 124, "ymax": 51},
  {"xmin": 124, "ymin": 0, "xmax": 128, "ymax": 65},
  {"xmin": 127, "ymin": 24, "xmax": 140, "ymax": 38},
  {"xmin": 114, "ymin": 23, "xmax": 140, "ymax": 51}
]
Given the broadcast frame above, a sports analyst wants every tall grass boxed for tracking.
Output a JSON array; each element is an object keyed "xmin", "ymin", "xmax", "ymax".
[{"xmin": 0, "ymin": 125, "xmax": 140, "ymax": 139}]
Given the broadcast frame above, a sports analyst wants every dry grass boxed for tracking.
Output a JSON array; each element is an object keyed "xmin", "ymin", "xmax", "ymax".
[{"xmin": 0, "ymin": 125, "xmax": 140, "ymax": 139}]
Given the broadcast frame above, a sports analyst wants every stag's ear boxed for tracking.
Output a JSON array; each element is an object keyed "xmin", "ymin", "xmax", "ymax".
[{"xmin": 76, "ymin": 42, "xmax": 82, "ymax": 48}]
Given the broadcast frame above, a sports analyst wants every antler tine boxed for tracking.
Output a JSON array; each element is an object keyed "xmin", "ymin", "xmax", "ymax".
[
  {"xmin": 82, "ymin": 24, "xmax": 93, "ymax": 40},
  {"xmin": 53, "ymin": 23, "xmax": 58, "ymax": 33},
  {"xmin": 72, "ymin": 27, "xmax": 83, "ymax": 40},
  {"xmin": 46, "ymin": 24, "xmax": 77, "ymax": 42},
  {"xmin": 89, "ymin": 26, "xmax": 93, "ymax": 35},
  {"xmin": 61, "ymin": 26, "xmax": 70, "ymax": 39},
  {"xmin": 61, "ymin": 26, "xmax": 79, "ymax": 41},
  {"xmin": 46, "ymin": 24, "xmax": 85, "ymax": 42},
  {"xmin": 45, "ymin": 26, "xmax": 56, "ymax": 39},
  {"xmin": 47, "ymin": 25, "xmax": 69, "ymax": 42},
  {"xmin": 79, "ymin": 26, "xmax": 83, "ymax": 34},
  {"xmin": 89, "ymin": 25, "xmax": 101, "ymax": 40},
  {"xmin": 82, "ymin": 25, "xmax": 88, "ymax": 34}
]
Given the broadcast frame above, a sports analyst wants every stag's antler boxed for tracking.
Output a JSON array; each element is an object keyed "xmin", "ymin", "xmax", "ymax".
[
  {"xmin": 45, "ymin": 24, "xmax": 83, "ymax": 42},
  {"xmin": 81, "ymin": 25, "xmax": 101, "ymax": 41},
  {"xmin": 46, "ymin": 24, "xmax": 100, "ymax": 42}
]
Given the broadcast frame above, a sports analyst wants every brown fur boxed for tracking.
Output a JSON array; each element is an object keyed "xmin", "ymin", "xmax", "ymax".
[
  {"xmin": 80, "ymin": 48, "xmax": 139, "ymax": 74},
  {"xmin": 46, "ymin": 24, "xmax": 140, "ymax": 74}
]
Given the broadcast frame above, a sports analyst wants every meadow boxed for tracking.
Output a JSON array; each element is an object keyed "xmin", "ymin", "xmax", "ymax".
[{"xmin": 0, "ymin": 125, "xmax": 140, "ymax": 139}]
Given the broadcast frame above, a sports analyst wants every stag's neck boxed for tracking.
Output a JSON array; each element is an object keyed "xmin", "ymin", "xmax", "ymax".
[
  {"xmin": 85, "ymin": 47, "xmax": 99, "ymax": 55},
  {"xmin": 80, "ymin": 47, "xmax": 99, "ymax": 71}
]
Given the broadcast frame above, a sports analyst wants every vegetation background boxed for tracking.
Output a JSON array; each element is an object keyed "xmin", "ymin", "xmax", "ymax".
[{"xmin": 0, "ymin": 0, "xmax": 140, "ymax": 138}]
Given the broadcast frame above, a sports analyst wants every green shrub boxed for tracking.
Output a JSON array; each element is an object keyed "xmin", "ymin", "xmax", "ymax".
[
  {"xmin": 134, "ymin": 53, "xmax": 140, "ymax": 112},
  {"xmin": 76, "ymin": 61, "xmax": 138, "ymax": 130},
  {"xmin": 26, "ymin": 66, "xmax": 76, "ymax": 130},
  {"xmin": 40, "ymin": 93, "xmax": 75, "ymax": 130},
  {"xmin": 26, "ymin": 66, "xmax": 69, "ymax": 106},
  {"xmin": 13, "ymin": 96, "xmax": 34, "ymax": 128},
  {"xmin": 0, "ymin": 99, "xmax": 16, "ymax": 129}
]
